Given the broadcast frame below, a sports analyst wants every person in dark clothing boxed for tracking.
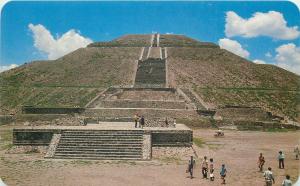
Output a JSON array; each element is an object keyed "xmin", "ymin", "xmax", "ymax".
[
  {"xmin": 209, "ymin": 158, "xmax": 215, "ymax": 181},
  {"xmin": 258, "ymin": 153, "xmax": 265, "ymax": 172},
  {"xmin": 187, "ymin": 156, "xmax": 196, "ymax": 179},
  {"xmin": 220, "ymin": 164, "xmax": 227, "ymax": 184},
  {"xmin": 140, "ymin": 116, "xmax": 145, "ymax": 129}
]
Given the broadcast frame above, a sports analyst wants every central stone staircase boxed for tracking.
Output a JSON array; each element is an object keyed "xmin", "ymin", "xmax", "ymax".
[
  {"xmin": 134, "ymin": 58, "xmax": 166, "ymax": 88},
  {"xmin": 53, "ymin": 130, "xmax": 144, "ymax": 160}
]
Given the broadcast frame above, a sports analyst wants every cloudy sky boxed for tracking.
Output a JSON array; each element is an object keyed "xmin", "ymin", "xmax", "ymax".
[{"xmin": 1, "ymin": 1, "xmax": 300, "ymax": 74}]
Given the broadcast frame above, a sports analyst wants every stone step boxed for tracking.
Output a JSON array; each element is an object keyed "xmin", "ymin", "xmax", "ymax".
[
  {"xmin": 57, "ymin": 144, "xmax": 142, "ymax": 148},
  {"xmin": 54, "ymin": 153, "xmax": 142, "ymax": 158},
  {"xmin": 60, "ymin": 139, "xmax": 142, "ymax": 143},
  {"xmin": 62, "ymin": 133, "xmax": 143, "ymax": 135},
  {"xmin": 58, "ymin": 142, "xmax": 142, "ymax": 147},
  {"xmin": 55, "ymin": 150, "xmax": 142, "ymax": 154},
  {"xmin": 62, "ymin": 133, "xmax": 143, "ymax": 136},
  {"xmin": 53, "ymin": 130, "xmax": 145, "ymax": 160},
  {"xmin": 61, "ymin": 135, "xmax": 143, "ymax": 138},
  {"xmin": 63, "ymin": 130, "xmax": 143, "ymax": 133},
  {"xmin": 61, "ymin": 136, "xmax": 143, "ymax": 139},
  {"xmin": 61, "ymin": 137, "xmax": 143, "ymax": 140},
  {"xmin": 56, "ymin": 147, "xmax": 142, "ymax": 152},
  {"xmin": 52, "ymin": 156, "xmax": 142, "ymax": 160}
]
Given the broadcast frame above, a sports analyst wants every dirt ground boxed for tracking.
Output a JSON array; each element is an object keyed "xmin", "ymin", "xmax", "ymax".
[{"xmin": 0, "ymin": 126, "xmax": 299, "ymax": 186}]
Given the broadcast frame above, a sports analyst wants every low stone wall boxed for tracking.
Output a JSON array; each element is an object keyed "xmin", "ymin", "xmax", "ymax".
[
  {"xmin": 234, "ymin": 121, "xmax": 300, "ymax": 130},
  {"xmin": 151, "ymin": 130, "xmax": 192, "ymax": 147},
  {"xmin": 13, "ymin": 129, "xmax": 56, "ymax": 145},
  {"xmin": 215, "ymin": 107, "xmax": 271, "ymax": 121},
  {"xmin": 14, "ymin": 114, "xmax": 82, "ymax": 126},
  {"xmin": 22, "ymin": 106, "xmax": 85, "ymax": 114},
  {"xmin": 116, "ymin": 89, "xmax": 181, "ymax": 101},
  {"xmin": 0, "ymin": 115, "xmax": 14, "ymax": 125},
  {"xmin": 97, "ymin": 100, "xmax": 187, "ymax": 109},
  {"xmin": 83, "ymin": 108, "xmax": 200, "ymax": 119}
]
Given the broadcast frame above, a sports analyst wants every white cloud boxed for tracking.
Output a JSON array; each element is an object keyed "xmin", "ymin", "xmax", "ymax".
[
  {"xmin": 0, "ymin": 64, "xmax": 18, "ymax": 73},
  {"xmin": 28, "ymin": 23, "xmax": 93, "ymax": 60},
  {"xmin": 253, "ymin": 59, "xmax": 266, "ymax": 64},
  {"xmin": 275, "ymin": 43, "xmax": 300, "ymax": 75},
  {"xmin": 225, "ymin": 11, "xmax": 300, "ymax": 40},
  {"xmin": 165, "ymin": 32, "xmax": 174, "ymax": 35},
  {"xmin": 218, "ymin": 38, "xmax": 250, "ymax": 58}
]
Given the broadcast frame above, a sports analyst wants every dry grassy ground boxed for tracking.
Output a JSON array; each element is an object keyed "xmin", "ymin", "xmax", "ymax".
[
  {"xmin": 0, "ymin": 47, "xmax": 141, "ymax": 114},
  {"xmin": 0, "ymin": 125, "xmax": 299, "ymax": 186},
  {"xmin": 167, "ymin": 47, "xmax": 300, "ymax": 121}
]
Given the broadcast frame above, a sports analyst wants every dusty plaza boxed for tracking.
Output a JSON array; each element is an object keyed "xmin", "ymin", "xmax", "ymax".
[
  {"xmin": 0, "ymin": 126, "xmax": 299, "ymax": 185},
  {"xmin": 1, "ymin": 1, "xmax": 300, "ymax": 186}
]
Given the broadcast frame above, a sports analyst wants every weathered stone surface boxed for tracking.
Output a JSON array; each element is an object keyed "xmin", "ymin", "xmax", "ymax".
[
  {"xmin": 142, "ymin": 132, "xmax": 152, "ymax": 160},
  {"xmin": 45, "ymin": 133, "xmax": 61, "ymax": 158}
]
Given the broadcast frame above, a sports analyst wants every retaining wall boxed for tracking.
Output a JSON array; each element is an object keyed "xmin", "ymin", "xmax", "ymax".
[
  {"xmin": 96, "ymin": 100, "xmax": 187, "ymax": 109},
  {"xmin": 13, "ymin": 129, "xmax": 55, "ymax": 145},
  {"xmin": 22, "ymin": 106, "xmax": 85, "ymax": 114},
  {"xmin": 83, "ymin": 108, "xmax": 200, "ymax": 119},
  {"xmin": 215, "ymin": 107, "xmax": 271, "ymax": 121},
  {"xmin": 151, "ymin": 130, "xmax": 192, "ymax": 147}
]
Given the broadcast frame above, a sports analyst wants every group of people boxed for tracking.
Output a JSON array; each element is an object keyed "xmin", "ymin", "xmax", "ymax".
[
  {"xmin": 187, "ymin": 156, "xmax": 227, "ymax": 184},
  {"xmin": 186, "ymin": 146, "xmax": 299, "ymax": 185},
  {"xmin": 133, "ymin": 114, "xmax": 145, "ymax": 128},
  {"xmin": 258, "ymin": 147, "xmax": 300, "ymax": 186}
]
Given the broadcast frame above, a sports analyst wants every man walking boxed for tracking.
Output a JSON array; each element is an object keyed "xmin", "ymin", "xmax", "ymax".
[
  {"xmin": 278, "ymin": 151, "xmax": 285, "ymax": 169},
  {"xmin": 294, "ymin": 146, "xmax": 299, "ymax": 160},
  {"xmin": 264, "ymin": 167, "xmax": 275, "ymax": 186},
  {"xmin": 220, "ymin": 164, "xmax": 227, "ymax": 184},
  {"xmin": 186, "ymin": 156, "xmax": 196, "ymax": 179},
  {"xmin": 258, "ymin": 153, "xmax": 265, "ymax": 172}
]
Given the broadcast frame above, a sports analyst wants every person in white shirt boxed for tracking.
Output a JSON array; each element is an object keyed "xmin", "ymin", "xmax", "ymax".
[
  {"xmin": 264, "ymin": 167, "xmax": 275, "ymax": 186},
  {"xmin": 201, "ymin": 156, "xmax": 208, "ymax": 179},
  {"xmin": 282, "ymin": 175, "xmax": 292, "ymax": 186}
]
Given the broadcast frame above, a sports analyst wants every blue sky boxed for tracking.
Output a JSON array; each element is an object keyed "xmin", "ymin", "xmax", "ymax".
[{"xmin": 1, "ymin": 1, "xmax": 300, "ymax": 74}]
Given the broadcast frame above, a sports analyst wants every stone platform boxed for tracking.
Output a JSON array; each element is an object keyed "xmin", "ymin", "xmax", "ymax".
[{"xmin": 13, "ymin": 123, "xmax": 192, "ymax": 160}]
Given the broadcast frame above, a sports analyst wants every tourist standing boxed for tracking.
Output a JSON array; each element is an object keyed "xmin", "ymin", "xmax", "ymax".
[
  {"xmin": 186, "ymin": 156, "xmax": 196, "ymax": 179},
  {"xmin": 220, "ymin": 164, "xmax": 227, "ymax": 184},
  {"xmin": 201, "ymin": 156, "xmax": 208, "ymax": 179},
  {"xmin": 258, "ymin": 153, "xmax": 265, "ymax": 172},
  {"xmin": 173, "ymin": 118, "xmax": 177, "ymax": 128},
  {"xmin": 140, "ymin": 116, "xmax": 145, "ymax": 129},
  {"xmin": 278, "ymin": 151, "xmax": 285, "ymax": 169},
  {"xmin": 294, "ymin": 146, "xmax": 299, "ymax": 160},
  {"xmin": 264, "ymin": 167, "xmax": 275, "ymax": 186},
  {"xmin": 165, "ymin": 117, "xmax": 169, "ymax": 127},
  {"xmin": 134, "ymin": 114, "xmax": 139, "ymax": 128},
  {"xmin": 209, "ymin": 158, "xmax": 214, "ymax": 181},
  {"xmin": 282, "ymin": 175, "xmax": 292, "ymax": 186}
]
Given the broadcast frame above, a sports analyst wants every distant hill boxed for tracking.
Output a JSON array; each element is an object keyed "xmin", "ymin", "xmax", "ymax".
[{"xmin": 0, "ymin": 34, "xmax": 299, "ymax": 121}]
